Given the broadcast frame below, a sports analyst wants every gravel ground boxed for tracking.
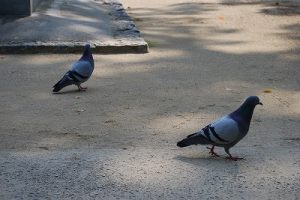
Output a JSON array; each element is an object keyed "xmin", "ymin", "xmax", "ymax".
[{"xmin": 0, "ymin": 0, "xmax": 299, "ymax": 199}]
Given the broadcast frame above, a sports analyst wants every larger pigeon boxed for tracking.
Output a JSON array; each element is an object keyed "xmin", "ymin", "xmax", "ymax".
[
  {"xmin": 52, "ymin": 44, "xmax": 94, "ymax": 92},
  {"xmin": 177, "ymin": 96, "xmax": 262, "ymax": 161}
]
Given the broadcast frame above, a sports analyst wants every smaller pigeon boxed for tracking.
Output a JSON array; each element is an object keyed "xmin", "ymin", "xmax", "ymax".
[
  {"xmin": 177, "ymin": 96, "xmax": 262, "ymax": 161},
  {"xmin": 52, "ymin": 44, "xmax": 94, "ymax": 92}
]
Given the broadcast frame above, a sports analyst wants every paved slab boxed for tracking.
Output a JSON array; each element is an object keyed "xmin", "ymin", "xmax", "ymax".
[{"xmin": 0, "ymin": 0, "xmax": 148, "ymax": 54}]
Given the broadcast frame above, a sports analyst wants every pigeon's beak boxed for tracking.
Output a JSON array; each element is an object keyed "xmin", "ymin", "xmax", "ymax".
[{"xmin": 258, "ymin": 102, "xmax": 263, "ymax": 106}]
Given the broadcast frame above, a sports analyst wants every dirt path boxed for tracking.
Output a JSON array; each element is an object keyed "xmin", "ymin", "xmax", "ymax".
[{"xmin": 0, "ymin": 0, "xmax": 299, "ymax": 199}]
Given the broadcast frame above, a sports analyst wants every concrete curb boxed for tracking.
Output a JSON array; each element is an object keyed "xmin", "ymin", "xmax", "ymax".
[
  {"xmin": 0, "ymin": 41, "xmax": 148, "ymax": 54},
  {"xmin": 0, "ymin": 0, "xmax": 148, "ymax": 54}
]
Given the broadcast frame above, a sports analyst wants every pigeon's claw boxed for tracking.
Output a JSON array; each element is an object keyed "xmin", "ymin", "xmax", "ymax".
[
  {"xmin": 225, "ymin": 156, "xmax": 243, "ymax": 161},
  {"xmin": 207, "ymin": 146, "xmax": 220, "ymax": 157}
]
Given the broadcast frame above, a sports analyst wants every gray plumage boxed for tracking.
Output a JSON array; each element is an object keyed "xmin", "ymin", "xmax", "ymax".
[
  {"xmin": 52, "ymin": 44, "xmax": 94, "ymax": 92},
  {"xmin": 177, "ymin": 96, "xmax": 262, "ymax": 160}
]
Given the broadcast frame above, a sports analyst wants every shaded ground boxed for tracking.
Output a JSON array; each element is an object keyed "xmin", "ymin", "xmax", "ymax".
[{"xmin": 0, "ymin": 0, "xmax": 299, "ymax": 199}]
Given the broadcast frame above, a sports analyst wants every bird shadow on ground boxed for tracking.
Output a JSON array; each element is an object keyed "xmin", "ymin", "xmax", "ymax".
[
  {"xmin": 52, "ymin": 89, "xmax": 85, "ymax": 95},
  {"xmin": 174, "ymin": 154, "xmax": 243, "ymax": 165},
  {"xmin": 51, "ymin": 86, "xmax": 98, "ymax": 94},
  {"xmin": 174, "ymin": 153, "xmax": 243, "ymax": 178}
]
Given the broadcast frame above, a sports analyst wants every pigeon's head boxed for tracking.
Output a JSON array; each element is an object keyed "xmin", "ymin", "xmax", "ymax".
[
  {"xmin": 83, "ymin": 44, "xmax": 91, "ymax": 55},
  {"xmin": 81, "ymin": 44, "xmax": 93, "ymax": 63},
  {"xmin": 244, "ymin": 96, "xmax": 263, "ymax": 107},
  {"xmin": 230, "ymin": 96, "xmax": 262, "ymax": 128}
]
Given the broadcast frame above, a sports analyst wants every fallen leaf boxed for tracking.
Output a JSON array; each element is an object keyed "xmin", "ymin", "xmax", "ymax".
[
  {"xmin": 218, "ymin": 16, "xmax": 225, "ymax": 21},
  {"xmin": 263, "ymin": 89, "xmax": 272, "ymax": 93}
]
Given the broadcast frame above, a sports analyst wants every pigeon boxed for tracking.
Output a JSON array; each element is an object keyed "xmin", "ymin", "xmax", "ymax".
[
  {"xmin": 177, "ymin": 96, "xmax": 262, "ymax": 161},
  {"xmin": 52, "ymin": 44, "xmax": 94, "ymax": 92}
]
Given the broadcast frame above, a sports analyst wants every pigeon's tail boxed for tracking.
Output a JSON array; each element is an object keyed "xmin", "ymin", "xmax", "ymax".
[
  {"xmin": 52, "ymin": 75, "xmax": 75, "ymax": 92},
  {"xmin": 177, "ymin": 132, "xmax": 210, "ymax": 147}
]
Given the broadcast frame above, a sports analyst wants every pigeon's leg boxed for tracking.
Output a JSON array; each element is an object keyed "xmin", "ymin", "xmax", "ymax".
[
  {"xmin": 224, "ymin": 147, "xmax": 243, "ymax": 161},
  {"xmin": 77, "ymin": 84, "xmax": 87, "ymax": 91},
  {"xmin": 207, "ymin": 145, "xmax": 220, "ymax": 157}
]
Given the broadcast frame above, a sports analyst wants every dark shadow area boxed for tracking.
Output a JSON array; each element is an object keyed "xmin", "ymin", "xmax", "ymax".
[
  {"xmin": 0, "ymin": 0, "xmax": 112, "ymax": 43},
  {"xmin": 174, "ymin": 154, "xmax": 232, "ymax": 164},
  {"xmin": 259, "ymin": 2, "xmax": 300, "ymax": 16},
  {"xmin": 0, "ymin": 15, "xmax": 24, "ymax": 25},
  {"xmin": 281, "ymin": 23, "xmax": 300, "ymax": 40},
  {"xmin": 168, "ymin": 2, "xmax": 218, "ymax": 14},
  {"xmin": 0, "ymin": 0, "xmax": 53, "ymax": 24}
]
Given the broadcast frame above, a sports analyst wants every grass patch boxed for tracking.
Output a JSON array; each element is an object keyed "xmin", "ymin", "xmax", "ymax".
[{"xmin": 146, "ymin": 40, "xmax": 159, "ymax": 48}]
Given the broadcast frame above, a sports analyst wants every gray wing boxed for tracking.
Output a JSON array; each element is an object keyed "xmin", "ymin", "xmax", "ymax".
[
  {"xmin": 199, "ymin": 116, "xmax": 241, "ymax": 145},
  {"xmin": 70, "ymin": 60, "xmax": 94, "ymax": 82}
]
